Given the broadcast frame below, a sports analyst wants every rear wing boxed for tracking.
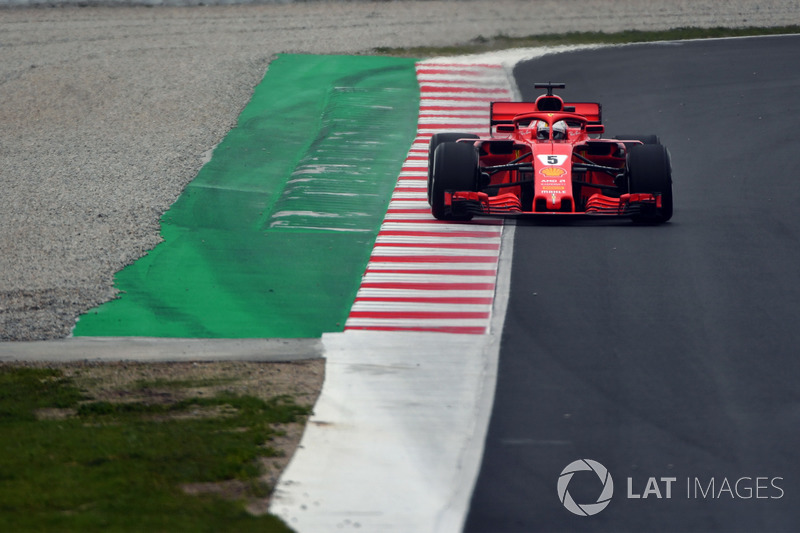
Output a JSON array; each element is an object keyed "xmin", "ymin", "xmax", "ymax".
[{"xmin": 490, "ymin": 101, "xmax": 603, "ymax": 125}]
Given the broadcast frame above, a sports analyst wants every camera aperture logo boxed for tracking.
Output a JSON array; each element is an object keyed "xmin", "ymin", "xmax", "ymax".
[{"xmin": 557, "ymin": 459, "xmax": 614, "ymax": 516}]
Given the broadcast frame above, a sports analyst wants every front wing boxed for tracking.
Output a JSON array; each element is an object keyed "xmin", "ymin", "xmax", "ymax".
[{"xmin": 446, "ymin": 191, "xmax": 664, "ymax": 219}]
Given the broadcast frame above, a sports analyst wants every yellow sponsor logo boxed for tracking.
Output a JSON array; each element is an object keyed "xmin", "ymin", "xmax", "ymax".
[{"xmin": 540, "ymin": 166, "xmax": 567, "ymax": 177}]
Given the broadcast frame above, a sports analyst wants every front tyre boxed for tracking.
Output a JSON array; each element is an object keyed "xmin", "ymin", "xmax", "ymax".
[
  {"xmin": 430, "ymin": 142, "xmax": 479, "ymax": 221},
  {"xmin": 427, "ymin": 133, "xmax": 479, "ymax": 203},
  {"xmin": 628, "ymin": 144, "xmax": 673, "ymax": 223}
]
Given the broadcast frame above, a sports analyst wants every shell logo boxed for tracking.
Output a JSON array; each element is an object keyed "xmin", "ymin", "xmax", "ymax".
[{"xmin": 540, "ymin": 166, "xmax": 567, "ymax": 177}]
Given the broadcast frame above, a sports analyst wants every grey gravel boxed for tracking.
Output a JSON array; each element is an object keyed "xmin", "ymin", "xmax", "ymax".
[
  {"xmin": 1, "ymin": 1, "xmax": 797, "ymax": 341},
  {"xmin": 0, "ymin": 336, "xmax": 323, "ymax": 362}
]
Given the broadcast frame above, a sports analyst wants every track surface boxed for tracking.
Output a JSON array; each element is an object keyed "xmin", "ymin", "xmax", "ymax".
[{"xmin": 466, "ymin": 36, "xmax": 800, "ymax": 532}]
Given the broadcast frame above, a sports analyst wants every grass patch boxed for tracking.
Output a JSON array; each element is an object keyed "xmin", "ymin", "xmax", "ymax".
[
  {"xmin": 0, "ymin": 364, "xmax": 313, "ymax": 532},
  {"xmin": 373, "ymin": 25, "xmax": 800, "ymax": 57}
]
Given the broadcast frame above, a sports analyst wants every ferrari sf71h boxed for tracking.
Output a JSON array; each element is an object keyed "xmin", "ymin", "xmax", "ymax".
[{"xmin": 427, "ymin": 83, "xmax": 673, "ymax": 223}]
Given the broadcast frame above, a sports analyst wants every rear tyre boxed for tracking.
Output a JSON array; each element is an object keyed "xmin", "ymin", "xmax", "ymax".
[
  {"xmin": 628, "ymin": 144, "xmax": 673, "ymax": 223},
  {"xmin": 427, "ymin": 133, "xmax": 479, "ymax": 203},
  {"xmin": 430, "ymin": 142, "xmax": 479, "ymax": 221}
]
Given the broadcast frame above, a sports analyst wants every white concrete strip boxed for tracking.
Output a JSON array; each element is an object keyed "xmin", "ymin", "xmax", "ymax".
[
  {"xmin": 370, "ymin": 246, "xmax": 500, "ymax": 257},
  {"xmin": 417, "ymin": 101, "xmax": 489, "ymax": 108},
  {"xmin": 375, "ymin": 234, "xmax": 500, "ymax": 245},
  {"xmin": 359, "ymin": 272, "xmax": 497, "ymax": 284},
  {"xmin": 396, "ymin": 171, "xmax": 426, "ymax": 177},
  {"xmin": 365, "ymin": 262, "xmax": 497, "ymax": 271},
  {"xmin": 386, "ymin": 189, "xmax": 433, "ymax": 195},
  {"xmin": 398, "ymin": 159, "xmax": 428, "ymax": 167},
  {"xmin": 418, "ymin": 82, "xmax": 509, "ymax": 90},
  {"xmin": 418, "ymin": 75, "xmax": 506, "ymax": 81},
  {"xmin": 387, "ymin": 198, "xmax": 430, "ymax": 205},
  {"xmin": 349, "ymin": 301, "xmax": 493, "ymax": 313},
  {"xmin": 394, "ymin": 179, "xmax": 426, "ymax": 185},
  {"xmin": 418, "ymin": 109, "xmax": 489, "ymax": 117},
  {"xmin": 391, "ymin": 184, "xmax": 426, "ymax": 191},
  {"xmin": 350, "ymin": 288, "xmax": 496, "ymax": 299},
  {"xmin": 391, "ymin": 190, "xmax": 431, "ymax": 199},
  {"xmin": 418, "ymin": 116, "xmax": 490, "ymax": 125},
  {"xmin": 378, "ymin": 222, "xmax": 501, "ymax": 232},
  {"xmin": 343, "ymin": 317, "xmax": 489, "ymax": 328},
  {"xmin": 269, "ymin": 331, "xmax": 499, "ymax": 531},
  {"xmin": 417, "ymin": 127, "xmax": 486, "ymax": 135},
  {"xmin": 0, "ymin": 337, "xmax": 323, "ymax": 362}
]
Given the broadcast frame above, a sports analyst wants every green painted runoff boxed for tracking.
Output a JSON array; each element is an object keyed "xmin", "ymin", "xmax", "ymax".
[{"xmin": 73, "ymin": 55, "xmax": 420, "ymax": 338}]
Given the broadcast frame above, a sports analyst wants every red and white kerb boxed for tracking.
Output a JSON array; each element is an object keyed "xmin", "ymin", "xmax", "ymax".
[{"xmin": 344, "ymin": 62, "xmax": 513, "ymax": 335}]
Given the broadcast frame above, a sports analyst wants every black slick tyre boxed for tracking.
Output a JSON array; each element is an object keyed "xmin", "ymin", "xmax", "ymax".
[
  {"xmin": 627, "ymin": 144, "xmax": 673, "ymax": 223},
  {"xmin": 427, "ymin": 133, "xmax": 478, "ymax": 204},
  {"xmin": 430, "ymin": 141, "xmax": 479, "ymax": 221}
]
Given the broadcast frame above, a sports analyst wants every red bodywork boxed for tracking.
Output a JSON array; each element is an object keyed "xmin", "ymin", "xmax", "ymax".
[{"xmin": 429, "ymin": 84, "xmax": 671, "ymax": 222}]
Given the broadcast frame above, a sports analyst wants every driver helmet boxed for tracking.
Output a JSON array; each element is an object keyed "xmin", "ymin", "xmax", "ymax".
[
  {"xmin": 552, "ymin": 120, "xmax": 568, "ymax": 141},
  {"xmin": 535, "ymin": 120, "xmax": 550, "ymax": 140}
]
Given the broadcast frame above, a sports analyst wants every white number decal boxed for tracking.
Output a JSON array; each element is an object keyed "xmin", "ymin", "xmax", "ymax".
[{"xmin": 537, "ymin": 154, "xmax": 568, "ymax": 166}]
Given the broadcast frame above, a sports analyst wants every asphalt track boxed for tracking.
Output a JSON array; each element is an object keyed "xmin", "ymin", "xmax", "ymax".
[{"xmin": 465, "ymin": 36, "xmax": 800, "ymax": 532}]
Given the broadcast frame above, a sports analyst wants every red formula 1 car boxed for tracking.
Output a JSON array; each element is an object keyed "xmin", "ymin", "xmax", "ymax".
[{"xmin": 427, "ymin": 83, "xmax": 673, "ymax": 223}]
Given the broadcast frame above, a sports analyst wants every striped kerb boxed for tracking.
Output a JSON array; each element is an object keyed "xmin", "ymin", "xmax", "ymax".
[{"xmin": 344, "ymin": 61, "xmax": 514, "ymax": 334}]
